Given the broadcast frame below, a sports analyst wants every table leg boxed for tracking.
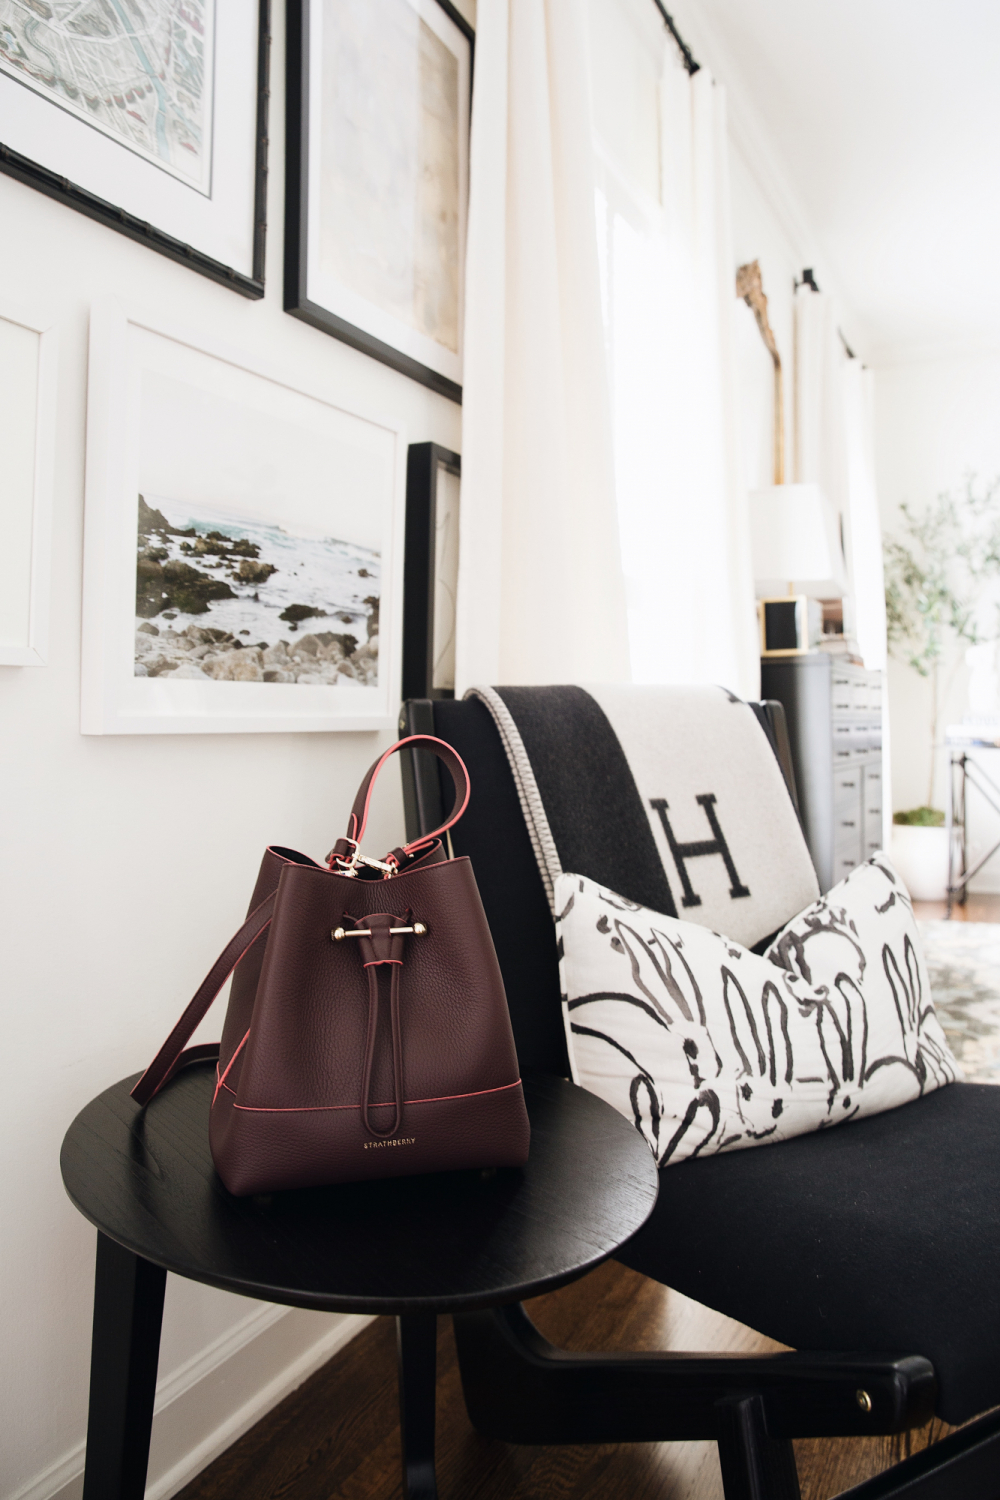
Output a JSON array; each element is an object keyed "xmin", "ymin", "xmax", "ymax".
[
  {"xmin": 396, "ymin": 1313, "xmax": 438, "ymax": 1500},
  {"xmin": 716, "ymin": 1393, "xmax": 801, "ymax": 1499},
  {"xmin": 82, "ymin": 1232, "xmax": 166, "ymax": 1500}
]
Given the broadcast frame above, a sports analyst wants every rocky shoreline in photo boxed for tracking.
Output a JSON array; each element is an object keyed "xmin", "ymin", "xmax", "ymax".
[
  {"xmin": 134, "ymin": 621, "xmax": 379, "ymax": 685},
  {"xmin": 134, "ymin": 496, "xmax": 380, "ymax": 686}
]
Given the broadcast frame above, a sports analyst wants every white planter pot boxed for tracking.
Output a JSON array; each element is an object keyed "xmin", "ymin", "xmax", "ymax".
[{"xmin": 890, "ymin": 825, "xmax": 950, "ymax": 902}]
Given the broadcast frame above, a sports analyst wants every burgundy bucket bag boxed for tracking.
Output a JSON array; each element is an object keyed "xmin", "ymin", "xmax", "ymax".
[{"xmin": 132, "ymin": 736, "xmax": 530, "ymax": 1196}]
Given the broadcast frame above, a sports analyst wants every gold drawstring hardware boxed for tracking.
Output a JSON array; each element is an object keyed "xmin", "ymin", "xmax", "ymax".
[
  {"xmin": 330, "ymin": 837, "xmax": 397, "ymax": 878},
  {"xmin": 332, "ymin": 922, "xmax": 427, "ymax": 941}
]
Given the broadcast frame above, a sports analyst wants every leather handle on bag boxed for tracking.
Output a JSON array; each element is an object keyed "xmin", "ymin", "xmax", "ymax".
[{"xmin": 327, "ymin": 735, "xmax": 470, "ymax": 868}]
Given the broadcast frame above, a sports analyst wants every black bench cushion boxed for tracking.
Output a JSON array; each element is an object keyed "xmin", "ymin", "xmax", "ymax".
[{"xmin": 617, "ymin": 1081, "xmax": 1000, "ymax": 1426}]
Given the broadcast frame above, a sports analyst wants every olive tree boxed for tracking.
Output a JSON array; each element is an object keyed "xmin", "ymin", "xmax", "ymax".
[{"xmin": 884, "ymin": 475, "xmax": 1000, "ymax": 810}]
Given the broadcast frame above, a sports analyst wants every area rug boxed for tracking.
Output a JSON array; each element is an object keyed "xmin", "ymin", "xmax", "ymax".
[{"xmin": 919, "ymin": 921, "xmax": 1000, "ymax": 1084}]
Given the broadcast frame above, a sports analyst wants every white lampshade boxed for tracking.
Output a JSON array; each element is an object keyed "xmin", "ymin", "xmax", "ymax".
[{"xmin": 749, "ymin": 483, "xmax": 847, "ymax": 598}]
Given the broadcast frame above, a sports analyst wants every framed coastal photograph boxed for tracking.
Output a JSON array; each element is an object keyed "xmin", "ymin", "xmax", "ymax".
[
  {"xmin": 402, "ymin": 442, "xmax": 460, "ymax": 699},
  {"xmin": 285, "ymin": 0, "xmax": 472, "ymax": 401},
  {"xmin": 82, "ymin": 300, "xmax": 407, "ymax": 733},
  {"xmin": 0, "ymin": 297, "xmax": 56, "ymax": 666},
  {"xmin": 0, "ymin": 1, "xmax": 270, "ymax": 295}
]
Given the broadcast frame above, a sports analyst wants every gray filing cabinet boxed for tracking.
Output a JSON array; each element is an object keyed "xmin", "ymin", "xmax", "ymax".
[{"xmin": 760, "ymin": 655, "xmax": 883, "ymax": 893}]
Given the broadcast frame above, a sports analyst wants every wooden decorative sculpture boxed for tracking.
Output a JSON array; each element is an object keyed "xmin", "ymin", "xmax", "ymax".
[{"xmin": 736, "ymin": 259, "xmax": 785, "ymax": 485}]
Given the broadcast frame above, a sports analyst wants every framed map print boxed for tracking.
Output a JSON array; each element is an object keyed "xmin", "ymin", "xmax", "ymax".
[
  {"xmin": 0, "ymin": 1, "xmax": 270, "ymax": 296},
  {"xmin": 82, "ymin": 299, "xmax": 407, "ymax": 733},
  {"xmin": 285, "ymin": 0, "xmax": 472, "ymax": 402}
]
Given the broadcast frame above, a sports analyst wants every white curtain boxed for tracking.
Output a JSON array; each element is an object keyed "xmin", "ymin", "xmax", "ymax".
[
  {"xmin": 734, "ymin": 296, "xmax": 778, "ymax": 492},
  {"xmin": 595, "ymin": 40, "xmax": 759, "ymax": 699},
  {"xmin": 794, "ymin": 288, "xmax": 848, "ymax": 513},
  {"xmin": 455, "ymin": 0, "xmax": 630, "ymax": 690},
  {"xmin": 794, "ymin": 289, "xmax": 887, "ymax": 671},
  {"xmin": 843, "ymin": 362, "xmax": 887, "ymax": 672}
]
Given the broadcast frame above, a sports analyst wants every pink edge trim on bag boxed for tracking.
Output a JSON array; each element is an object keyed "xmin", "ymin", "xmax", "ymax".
[
  {"xmin": 213, "ymin": 1027, "xmax": 251, "ymax": 1104},
  {"xmin": 228, "ymin": 1077, "xmax": 523, "ymax": 1113}
]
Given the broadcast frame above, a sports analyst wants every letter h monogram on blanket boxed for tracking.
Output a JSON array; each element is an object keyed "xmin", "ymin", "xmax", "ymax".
[
  {"xmin": 467, "ymin": 683, "xmax": 818, "ymax": 951},
  {"xmin": 649, "ymin": 795, "xmax": 751, "ymax": 908}
]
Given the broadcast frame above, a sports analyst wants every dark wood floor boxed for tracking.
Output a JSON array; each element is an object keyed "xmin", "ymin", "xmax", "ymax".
[{"xmin": 176, "ymin": 1260, "xmax": 954, "ymax": 1500}]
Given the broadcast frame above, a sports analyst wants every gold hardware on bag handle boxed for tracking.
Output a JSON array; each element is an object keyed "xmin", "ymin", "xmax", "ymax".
[
  {"xmin": 329, "ymin": 837, "xmax": 398, "ymax": 877},
  {"xmin": 352, "ymin": 853, "xmax": 397, "ymax": 876},
  {"xmin": 332, "ymin": 922, "xmax": 427, "ymax": 941}
]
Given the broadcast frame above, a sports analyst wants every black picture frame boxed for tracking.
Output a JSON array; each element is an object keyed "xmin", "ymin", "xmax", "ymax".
[
  {"xmin": 0, "ymin": 0, "xmax": 271, "ymax": 299},
  {"xmin": 402, "ymin": 441, "xmax": 461, "ymax": 700},
  {"xmin": 285, "ymin": 0, "xmax": 473, "ymax": 403}
]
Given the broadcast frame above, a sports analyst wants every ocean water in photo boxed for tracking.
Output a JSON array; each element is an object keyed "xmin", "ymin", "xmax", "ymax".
[{"xmin": 134, "ymin": 495, "xmax": 381, "ymax": 687}]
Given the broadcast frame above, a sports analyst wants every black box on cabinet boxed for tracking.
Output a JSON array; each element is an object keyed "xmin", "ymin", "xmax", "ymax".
[{"xmin": 758, "ymin": 596, "xmax": 822, "ymax": 655}]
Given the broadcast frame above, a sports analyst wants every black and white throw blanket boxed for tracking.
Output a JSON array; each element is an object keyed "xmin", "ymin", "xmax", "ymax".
[{"xmin": 465, "ymin": 684, "xmax": 820, "ymax": 950}]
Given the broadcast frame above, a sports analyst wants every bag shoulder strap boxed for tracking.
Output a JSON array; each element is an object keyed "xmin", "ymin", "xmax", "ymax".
[
  {"xmin": 130, "ymin": 891, "xmax": 276, "ymax": 1107},
  {"xmin": 327, "ymin": 734, "xmax": 470, "ymax": 869}
]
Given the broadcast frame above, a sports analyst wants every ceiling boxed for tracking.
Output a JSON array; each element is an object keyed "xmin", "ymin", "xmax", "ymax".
[{"xmin": 670, "ymin": 0, "xmax": 1000, "ymax": 365}]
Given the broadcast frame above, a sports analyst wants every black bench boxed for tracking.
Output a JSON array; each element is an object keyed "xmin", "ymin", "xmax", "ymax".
[{"xmin": 401, "ymin": 694, "xmax": 1000, "ymax": 1500}]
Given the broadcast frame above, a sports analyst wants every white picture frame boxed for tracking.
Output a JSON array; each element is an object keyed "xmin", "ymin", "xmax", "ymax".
[
  {"xmin": 0, "ymin": 298, "xmax": 56, "ymax": 667},
  {"xmin": 82, "ymin": 299, "xmax": 407, "ymax": 734},
  {"xmin": 285, "ymin": 0, "xmax": 473, "ymax": 402},
  {"xmin": 0, "ymin": 1, "xmax": 270, "ymax": 296}
]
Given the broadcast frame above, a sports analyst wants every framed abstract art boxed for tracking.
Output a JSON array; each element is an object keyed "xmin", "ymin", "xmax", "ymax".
[
  {"xmin": 285, "ymin": 0, "xmax": 472, "ymax": 402},
  {"xmin": 0, "ymin": 1, "xmax": 271, "ymax": 295}
]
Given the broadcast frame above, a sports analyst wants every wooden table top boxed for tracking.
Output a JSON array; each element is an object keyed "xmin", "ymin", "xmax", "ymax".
[{"xmin": 61, "ymin": 1067, "xmax": 658, "ymax": 1315}]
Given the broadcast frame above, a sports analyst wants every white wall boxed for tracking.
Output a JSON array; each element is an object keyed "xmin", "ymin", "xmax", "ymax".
[
  {"xmin": 874, "ymin": 350, "xmax": 1000, "ymax": 888},
  {"xmin": 0, "ymin": 2, "xmax": 470, "ymax": 1494}
]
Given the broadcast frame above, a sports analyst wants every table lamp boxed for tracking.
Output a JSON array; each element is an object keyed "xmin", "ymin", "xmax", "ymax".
[{"xmin": 749, "ymin": 483, "xmax": 847, "ymax": 656}]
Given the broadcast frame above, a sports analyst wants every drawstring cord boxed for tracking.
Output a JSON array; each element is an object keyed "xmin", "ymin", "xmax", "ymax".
[
  {"xmin": 348, "ymin": 910, "xmax": 413, "ymax": 1138},
  {"xmin": 360, "ymin": 962, "xmax": 405, "ymax": 1137}
]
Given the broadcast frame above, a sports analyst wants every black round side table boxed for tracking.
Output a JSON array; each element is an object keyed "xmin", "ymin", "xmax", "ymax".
[{"xmin": 61, "ymin": 1065, "xmax": 658, "ymax": 1500}]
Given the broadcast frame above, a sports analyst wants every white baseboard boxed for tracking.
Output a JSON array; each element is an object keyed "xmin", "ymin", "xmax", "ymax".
[{"xmin": 10, "ymin": 1303, "xmax": 372, "ymax": 1500}]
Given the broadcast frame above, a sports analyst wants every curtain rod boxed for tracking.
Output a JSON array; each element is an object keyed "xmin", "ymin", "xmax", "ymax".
[{"xmin": 650, "ymin": 1, "xmax": 701, "ymax": 75}]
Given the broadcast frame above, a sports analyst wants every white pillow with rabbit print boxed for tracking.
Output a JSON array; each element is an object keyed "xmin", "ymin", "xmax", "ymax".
[{"xmin": 556, "ymin": 853, "xmax": 960, "ymax": 1166}]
